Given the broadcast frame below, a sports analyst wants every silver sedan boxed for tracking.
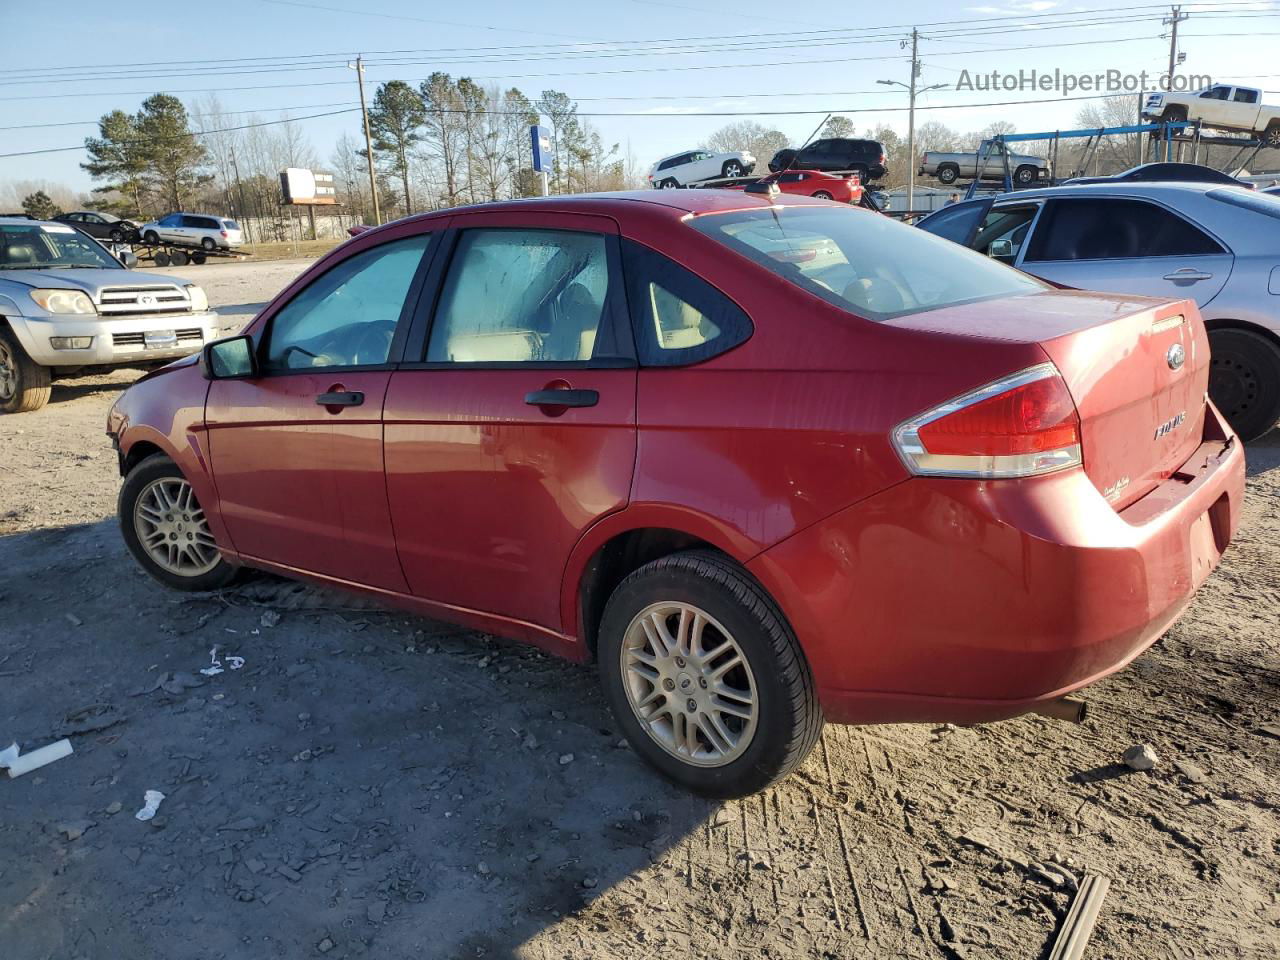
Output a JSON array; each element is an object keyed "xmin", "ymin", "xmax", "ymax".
[{"xmin": 918, "ymin": 182, "xmax": 1280, "ymax": 440}]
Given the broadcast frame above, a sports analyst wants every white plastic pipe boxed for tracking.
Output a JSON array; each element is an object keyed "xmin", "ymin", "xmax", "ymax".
[{"xmin": 2, "ymin": 739, "xmax": 73, "ymax": 778}]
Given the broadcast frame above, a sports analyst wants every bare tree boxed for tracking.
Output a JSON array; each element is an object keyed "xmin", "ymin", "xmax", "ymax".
[{"xmin": 702, "ymin": 121, "xmax": 789, "ymax": 168}]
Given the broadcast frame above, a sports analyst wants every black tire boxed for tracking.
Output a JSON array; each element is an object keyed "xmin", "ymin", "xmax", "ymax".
[
  {"xmin": 813, "ymin": 190, "xmax": 834, "ymax": 200},
  {"xmin": 170, "ymin": 250, "xmax": 189, "ymax": 266},
  {"xmin": 660, "ymin": 178, "xmax": 680, "ymax": 189},
  {"xmin": 110, "ymin": 227, "xmax": 124, "ymax": 242},
  {"xmin": 0, "ymin": 326, "xmax": 52, "ymax": 414},
  {"xmin": 722, "ymin": 160, "xmax": 744, "ymax": 179},
  {"xmin": 153, "ymin": 251, "xmax": 170, "ymax": 267},
  {"xmin": 597, "ymin": 550, "xmax": 823, "ymax": 798},
  {"xmin": 937, "ymin": 164, "xmax": 959, "ymax": 185},
  {"xmin": 201, "ymin": 237, "xmax": 216, "ymax": 251},
  {"xmin": 1208, "ymin": 327, "xmax": 1280, "ymax": 442},
  {"xmin": 1264, "ymin": 122, "xmax": 1280, "ymax": 149},
  {"xmin": 192, "ymin": 252, "xmax": 207, "ymax": 265},
  {"xmin": 118, "ymin": 454, "xmax": 239, "ymax": 592},
  {"xmin": 769, "ymin": 151, "xmax": 796, "ymax": 173},
  {"xmin": 1014, "ymin": 165, "xmax": 1037, "ymax": 185},
  {"xmin": 143, "ymin": 230, "xmax": 159, "ymax": 245}
]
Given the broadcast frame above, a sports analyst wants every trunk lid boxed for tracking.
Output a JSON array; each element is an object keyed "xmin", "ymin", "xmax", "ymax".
[{"xmin": 883, "ymin": 289, "xmax": 1210, "ymax": 510}]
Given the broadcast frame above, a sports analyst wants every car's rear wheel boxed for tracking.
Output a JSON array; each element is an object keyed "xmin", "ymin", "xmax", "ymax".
[
  {"xmin": 597, "ymin": 550, "xmax": 823, "ymax": 797},
  {"xmin": 201, "ymin": 237, "xmax": 216, "ymax": 251},
  {"xmin": 143, "ymin": 230, "xmax": 159, "ymax": 245},
  {"xmin": 937, "ymin": 164, "xmax": 959, "ymax": 184},
  {"xmin": 1264, "ymin": 122, "xmax": 1280, "ymax": 149},
  {"xmin": 813, "ymin": 190, "xmax": 834, "ymax": 200},
  {"xmin": 119, "ymin": 455, "xmax": 238, "ymax": 591},
  {"xmin": 1208, "ymin": 327, "xmax": 1280, "ymax": 441},
  {"xmin": 0, "ymin": 328, "xmax": 51, "ymax": 414}
]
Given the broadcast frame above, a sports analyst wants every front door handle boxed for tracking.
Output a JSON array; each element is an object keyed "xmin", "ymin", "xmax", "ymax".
[
  {"xmin": 1163, "ymin": 268, "xmax": 1214, "ymax": 282},
  {"xmin": 525, "ymin": 389, "xmax": 599, "ymax": 408},
  {"xmin": 316, "ymin": 390, "xmax": 364, "ymax": 407}
]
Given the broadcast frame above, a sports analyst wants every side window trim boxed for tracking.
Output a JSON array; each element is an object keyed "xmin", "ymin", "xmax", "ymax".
[
  {"xmin": 399, "ymin": 226, "xmax": 636, "ymax": 370},
  {"xmin": 619, "ymin": 237, "xmax": 753, "ymax": 367},
  {"xmin": 252, "ymin": 230, "xmax": 440, "ymax": 377},
  {"xmin": 1023, "ymin": 197, "xmax": 1228, "ymax": 263}
]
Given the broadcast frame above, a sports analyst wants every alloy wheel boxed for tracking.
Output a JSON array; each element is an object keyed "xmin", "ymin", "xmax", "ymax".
[
  {"xmin": 620, "ymin": 601, "xmax": 758, "ymax": 767},
  {"xmin": 0, "ymin": 340, "xmax": 16, "ymax": 402},
  {"xmin": 725, "ymin": 163, "xmax": 743, "ymax": 177},
  {"xmin": 133, "ymin": 477, "xmax": 220, "ymax": 577}
]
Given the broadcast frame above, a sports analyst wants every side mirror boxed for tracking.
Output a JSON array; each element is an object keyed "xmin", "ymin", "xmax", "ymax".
[
  {"xmin": 988, "ymin": 239, "xmax": 1014, "ymax": 260},
  {"xmin": 200, "ymin": 334, "xmax": 257, "ymax": 380},
  {"xmin": 119, "ymin": 251, "xmax": 138, "ymax": 268}
]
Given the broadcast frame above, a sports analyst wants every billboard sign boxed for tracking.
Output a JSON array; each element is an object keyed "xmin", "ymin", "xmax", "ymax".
[
  {"xmin": 280, "ymin": 168, "xmax": 338, "ymax": 205},
  {"xmin": 530, "ymin": 125, "xmax": 553, "ymax": 174}
]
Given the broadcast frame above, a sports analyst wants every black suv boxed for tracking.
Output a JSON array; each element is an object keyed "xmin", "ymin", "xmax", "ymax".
[{"xmin": 768, "ymin": 139, "xmax": 888, "ymax": 181}]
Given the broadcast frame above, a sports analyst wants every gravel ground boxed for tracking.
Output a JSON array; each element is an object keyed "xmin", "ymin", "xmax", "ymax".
[{"xmin": 2, "ymin": 258, "xmax": 1278, "ymax": 959}]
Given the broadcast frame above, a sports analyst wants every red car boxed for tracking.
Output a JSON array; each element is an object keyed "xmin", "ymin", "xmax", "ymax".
[
  {"xmin": 731, "ymin": 170, "xmax": 862, "ymax": 204},
  {"xmin": 107, "ymin": 190, "xmax": 1245, "ymax": 797}
]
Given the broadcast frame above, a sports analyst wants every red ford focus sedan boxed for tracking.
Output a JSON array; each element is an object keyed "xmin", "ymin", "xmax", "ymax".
[{"xmin": 107, "ymin": 190, "xmax": 1245, "ymax": 797}]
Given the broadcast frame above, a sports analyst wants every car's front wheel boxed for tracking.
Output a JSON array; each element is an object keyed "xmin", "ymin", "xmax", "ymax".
[
  {"xmin": 119, "ymin": 455, "xmax": 238, "ymax": 591},
  {"xmin": 598, "ymin": 550, "xmax": 823, "ymax": 797},
  {"xmin": 660, "ymin": 178, "xmax": 680, "ymax": 189},
  {"xmin": 1208, "ymin": 327, "xmax": 1280, "ymax": 441},
  {"xmin": 0, "ymin": 327, "xmax": 51, "ymax": 414}
]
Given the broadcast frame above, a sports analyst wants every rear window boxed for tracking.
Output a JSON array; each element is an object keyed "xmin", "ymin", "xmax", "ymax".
[
  {"xmin": 1208, "ymin": 187, "xmax": 1280, "ymax": 220},
  {"xmin": 222, "ymin": 219, "xmax": 240, "ymax": 230},
  {"xmin": 688, "ymin": 206, "xmax": 1044, "ymax": 321}
]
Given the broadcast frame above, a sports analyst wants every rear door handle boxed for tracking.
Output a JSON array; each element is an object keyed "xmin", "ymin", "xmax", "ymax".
[
  {"xmin": 1163, "ymin": 269, "xmax": 1214, "ymax": 282},
  {"xmin": 316, "ymin": 391, "xmax": 364, "ymax": 407},
  {"xmin": 525, "ymin": 389, "xmax": 599, "ymax": 408}
]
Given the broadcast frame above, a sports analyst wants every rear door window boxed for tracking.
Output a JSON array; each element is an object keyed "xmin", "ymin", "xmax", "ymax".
[
  {"xmin": 1023, "ymin": 198, "xmax": 1224, "ymax": 261},
  {"xmin": 690, "ymin": 206, "xmax": 1044, "ymax": 321},
  {"xmin": 426, "ymin": 229, "xmax": 615, "ymax": 364},
  {"xmin": 1232, "ymin": 88, "xmax": 1259, "ymax": 104},
  {"xmin": 621, "ymin": 239, "xmax": 751, "ymax": 365}
]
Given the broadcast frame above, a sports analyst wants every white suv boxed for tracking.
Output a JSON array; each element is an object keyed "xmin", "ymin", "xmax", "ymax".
[
  {"xmin": 649, "ymin": 149, "xmax": 755, "ymax": 188},
  {"xmin": 138, "ymin": 213, "xmax": 244, "ymax": 251}
]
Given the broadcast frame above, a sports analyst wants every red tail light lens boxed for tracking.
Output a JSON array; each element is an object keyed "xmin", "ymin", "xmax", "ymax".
[
  {"xmin": 892, "ymin": 364, "xmax": 1082, "ymax": 478},
  {"xmin": 220, "ymin": 230, "xmax": 229, "ymax": 236}
]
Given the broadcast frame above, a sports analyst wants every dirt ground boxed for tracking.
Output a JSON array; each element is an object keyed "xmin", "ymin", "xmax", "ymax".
[{"xmin": 2, "ymin": 258, "xmax": 1278, "ymax": 960}]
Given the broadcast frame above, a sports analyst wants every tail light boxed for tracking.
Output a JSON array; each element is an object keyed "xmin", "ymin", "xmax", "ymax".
[
  {"xmin": 220, "ymin": 229, "xmax": 229, "ymax": 237},
  {"xmin": 892, "ymin": 364, "xmax": 1082, "ymax": 478},
  {"xmin": 880, "ymin": 153, "xmax": 887, "ymax": 165}
]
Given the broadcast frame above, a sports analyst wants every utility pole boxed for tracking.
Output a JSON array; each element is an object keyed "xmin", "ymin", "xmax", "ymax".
[
  {"xmin": 348, "ymin": 56, "xmax": 382, "ymax": 225},
  {"xmin": 1163, "ymin": 6, "xmax": 1189, "ymax": 91},
  {"xmin": 229, "ymin": 147, "xmax": 255, "ymax": 252},
  {"xmin": 879, "ymin": 28, "xmax": 945, "ymax": 213}
]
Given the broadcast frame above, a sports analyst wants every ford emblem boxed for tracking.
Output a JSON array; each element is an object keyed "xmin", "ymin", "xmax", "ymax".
[{"xmin": 1166, "ymin": 343, "xmax": 1185, "ymax": 370}]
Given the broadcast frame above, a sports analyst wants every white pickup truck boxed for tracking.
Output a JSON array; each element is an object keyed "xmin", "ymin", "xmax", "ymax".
[{"xmin": 1142, "ymin": 85, "xmax": 1280, "ymax": 146}]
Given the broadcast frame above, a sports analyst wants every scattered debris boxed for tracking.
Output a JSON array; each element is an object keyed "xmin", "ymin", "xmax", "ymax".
[
  {"xmin": 260, "ymin": 610, "xmax": 281, "ymax": 628},
  {"xmin": 105, "ymin": 801, "xmax": 123, "ymax": 815},
  {"xmin": 1257, "ymin": 724, "xmax": 1280, "ymax": 741},
  {"xmin": 200, "ymin": 647, "xmax": 246, "ymax": 677},
  {"xmin": 57, "ymin": 820, "xmax": 94, "ymax": 841},
  {"xmin": 317, "ymin": 936, "xmax": 335, "ymax": 953},
  {"xmin": 1047, "ymin": 873, "xmax": 1111, "ymax": 960},
  {"xmin": 558, "ymin": 753, "xmax": 574, "ymax": 765},
  {"xmin": 64, "ymin": 613, "xmax": 83, "ymax": 627},
  {"xmin": 0, "ymin": 738, "xmax": 73, "ymax": 779},
  {"xmin": 582, "ymin": 876, "xmax": 598, "ymax": 889},
  {"xmin": 134, "ymin": 789, "xmax": 165, "ymax": 822},
  {"xmin": 1122, "ymin": 744, "xmax": 1159, "ymax": 771},
  {"xmin": 277, "ymin": 865, "xmax": 303, "ymax": 882},
  {"xmin": 58, "ymin": 703, "xmax": 125, "ymax": 736},
  {"xmin": 1174, "ymin": 759, "xmax": 1207, "ymax": 784}
]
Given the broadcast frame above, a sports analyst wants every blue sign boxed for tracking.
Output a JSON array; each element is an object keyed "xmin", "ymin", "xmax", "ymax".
[{"xmin": 531, "ymin": 125, "xmax": 552, "ymax": 174}]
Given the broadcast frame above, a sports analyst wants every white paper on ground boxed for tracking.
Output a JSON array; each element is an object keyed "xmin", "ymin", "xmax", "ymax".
[
  {"xmin": 135, "ymin": 789, "xmax": 165, "ymax": 821},
  {"xmin": 2, "ymin": 739, "xmax": 74, "ymax": 778}
]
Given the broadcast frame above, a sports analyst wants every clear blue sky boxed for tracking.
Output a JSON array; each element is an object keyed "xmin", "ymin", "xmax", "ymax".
[{"xmin": 1, "ymin": 0, "xmax": 1277, "ymax": 194}]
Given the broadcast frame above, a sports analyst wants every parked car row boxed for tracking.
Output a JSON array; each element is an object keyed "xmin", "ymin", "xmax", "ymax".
[
  {"xmin": 917, "ymin": 181, "xmax": 1280, "ymax": 440},
  {"xmin": 651, "ymin": 138, "xmax": 890, "ymax": 189}
]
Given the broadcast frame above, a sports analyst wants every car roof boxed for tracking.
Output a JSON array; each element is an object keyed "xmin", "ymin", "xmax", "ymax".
[
  {"xmin": 0, "ymin": 216, "xmax": 59, "ymax": 226},
  {"xmin": 987, "ymin": 181, "xmax": 1244, "ymax": 202},
  {"xmin": 387, "ymin": 189, "xmax": 825, "ymax": 227}
]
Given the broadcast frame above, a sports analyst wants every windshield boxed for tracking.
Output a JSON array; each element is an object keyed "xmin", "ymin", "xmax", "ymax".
[
  {"xmin": 0, "ymin": 223, "xmax": 121, "ymax": 270},
  {"xmin": 689, "ymin": 205, "xmax": 1044, "ymax": 320}
]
